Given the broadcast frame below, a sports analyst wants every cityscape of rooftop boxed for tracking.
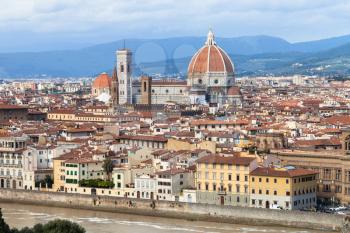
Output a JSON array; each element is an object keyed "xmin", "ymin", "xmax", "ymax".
[{"xmin": 1, "ymin": 1, "xmax": 350, "ymax": 233}]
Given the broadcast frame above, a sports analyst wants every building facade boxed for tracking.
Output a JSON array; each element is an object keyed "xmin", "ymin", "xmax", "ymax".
[
  {"xmin": 195, "ymin": 155, "xmax": 257, "ymax": 206},
  {"xmin": 249, "ymin": 167, "xmax": 317, "ymax": 210}
]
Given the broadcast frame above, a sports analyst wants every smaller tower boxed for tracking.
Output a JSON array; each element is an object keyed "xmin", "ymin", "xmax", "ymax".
[
  {"xmin": 140, "ymin": 76, "xmax": 152, "ymax": 105},
  {"xmin": 117, "ymin": 49, "xmax": 132, "ymax": 105},
  {"xmin": 110, "ymin": 66, "xmax": 119, "ymax": 107}
]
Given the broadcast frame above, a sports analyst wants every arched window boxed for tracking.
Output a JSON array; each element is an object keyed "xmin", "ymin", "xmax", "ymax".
[{"xmin": 198, "ymin": 79, "xmax": 202, "ymax": 84}]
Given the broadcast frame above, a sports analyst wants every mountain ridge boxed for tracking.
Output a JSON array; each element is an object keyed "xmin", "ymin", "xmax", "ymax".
[{"xmin": 2, "ymin": 34, "xmax": 350, "ymax": 77}]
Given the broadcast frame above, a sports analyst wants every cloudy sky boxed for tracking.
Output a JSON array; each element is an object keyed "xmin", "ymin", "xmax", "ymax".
[{"xmin": 0, "ymin": 0, "xmax": 349, "ymax": 52}]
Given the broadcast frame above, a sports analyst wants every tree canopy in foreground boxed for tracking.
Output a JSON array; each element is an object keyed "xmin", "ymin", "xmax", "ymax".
[{"xmin": 0, "ymin": 208, "xmax": 86, "ymax": 233}]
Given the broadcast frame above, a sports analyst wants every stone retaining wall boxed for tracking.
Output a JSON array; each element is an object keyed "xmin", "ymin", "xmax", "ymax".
[{"xmin": 0, "ymin": 189, "xmax": 346, "ymax": 232}]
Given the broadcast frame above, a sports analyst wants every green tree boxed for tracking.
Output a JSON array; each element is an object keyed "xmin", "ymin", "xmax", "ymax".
[
  {"xmin": 0, "ymin": 208, "xmax": 11, "ymax": 233},
  {"xmin": 42, "ymin": 219, "xmax": 85, "ymax": 233},
  {"xmin": 0, "ymin": 210, "xmax": 85, "ymax": 233},
  {"xmin": 32, "ymin": 224, "xmax": 44, "ymax": 233},
  {"xmin": 102, "ymin": 157, "xmax": 114, "ymax": 181},
  {"xmin": 16, "ymin": 227, "xmax": 33, "ymax": 233}
]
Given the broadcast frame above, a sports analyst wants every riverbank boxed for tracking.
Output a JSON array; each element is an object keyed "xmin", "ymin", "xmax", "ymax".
[{"xmin": 0, "ymin": 189, "xmax": 347, "ymax": 232}]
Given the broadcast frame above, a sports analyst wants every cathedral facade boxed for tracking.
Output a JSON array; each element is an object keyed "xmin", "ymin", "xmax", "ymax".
[{"xmin": 92, "ymin": 30, "xmax": 240, "ymax": 106}]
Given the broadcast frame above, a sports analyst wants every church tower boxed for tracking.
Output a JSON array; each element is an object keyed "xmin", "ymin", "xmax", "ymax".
[
  {"xmin": 110, "ymin": 66, "xmax": 119, "ymax": 107},
  {"xmin": 116, "ymin": 49, "xmax": 132, "ymax": 105}
]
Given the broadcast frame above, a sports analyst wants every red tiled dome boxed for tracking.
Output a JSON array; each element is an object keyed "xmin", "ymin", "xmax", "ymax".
[
  {"xmin": 93, "ymin": 73, "xmax": 112, "ymax": 89},
  {"xmin": 188, "ymin": 30, "xmax": 234, "ymax": 75}
]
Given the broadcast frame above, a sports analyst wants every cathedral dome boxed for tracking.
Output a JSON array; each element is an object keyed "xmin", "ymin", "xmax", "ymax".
[
  {"xmin": 93, "ymin": 73, "xmax": 112, "ymax": 89},
  {"xmin": 188, "ymin": 30, "xmax": 234, "ymax": 75}
]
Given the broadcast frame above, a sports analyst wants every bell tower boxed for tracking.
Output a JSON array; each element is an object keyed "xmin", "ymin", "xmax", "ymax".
[
  {"xmin": 110, "ymin": 66, "xmax": 119, "ymax": 107},
  {"xmin": 140, "ymin": 76, "xmax": 152, "ymax": 105},
  {"xmin": 116, "ymin": 49, "xmax": 132, "ymax": 105}
]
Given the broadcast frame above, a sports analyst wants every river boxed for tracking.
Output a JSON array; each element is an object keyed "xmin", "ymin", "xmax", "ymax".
[{"xmin": 0, "ymin": 203, "xmax": 332, "ymax": 233}]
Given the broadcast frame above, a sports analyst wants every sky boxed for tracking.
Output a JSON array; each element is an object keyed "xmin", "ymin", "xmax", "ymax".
[{"xmin": 0, "ymin": 0, "xmax": 350, "ymax": 52}]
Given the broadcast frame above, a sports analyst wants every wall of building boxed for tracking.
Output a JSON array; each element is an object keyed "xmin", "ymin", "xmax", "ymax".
[{"xmin": 0, "ymin": 189, "xmax": 345, "ymax": 232}]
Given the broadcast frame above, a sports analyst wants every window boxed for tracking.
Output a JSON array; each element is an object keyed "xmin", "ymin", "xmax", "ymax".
[
  {"xmin": 266, "ymin": 178, "xmax": 269, "ymax": 183},
  {"xmin": 245, "ymin": 176, "xmax": 248, "ymax": 182},
  {"xmin": 143, "ymin": 82, "xmax": 147, "ymax": 92},
  {"xmin": 252, "ymin": 189, "xmax": 255, "ymax": 194},
  {"xmin": 324, "ymin": 168, "xmax": 332, "ymax": 180},
  {"xmin": 266, "ymin": 190, "xmax": 269, "ymax": 195},
  {"xmin": 236, "ymin": 175, "xmax": 240, "ymax": 181},
  {"xmin": 213, "ymin": 184, "xmax": 216, "ymax": 191},
  {"xmin": 259, "ymin": 189, "xmax": 262, "ymax": 194},
  {"xmin": 214, "ymin": 79, "xmax": 219, "ymax": 84},
  {"xmin": 252, "ymin": 199, "xmax": 256, "ymax": 205},
  {"xmin": 274, "ymin": 190, "xmax": 277, "ymax": 195},
  {"xmin": 336, "ymin": 169, "xmax": 342, "ymax": 181},
  {"xmin": 286, "ymin": 179, "xmax": 289, "ymax": 184},
  {"xmin": 274, "ymin": 178, "xmax": 277, "ymax": 183},
  {"xmin": 323, "ymin": 184, "xmax": 331, "ymax": 192},
  {"xmin": 228, "ymin": 174, "xmax": 232, "ymax": 181},
  {"xmin": 252, "ymin": 177, "xmax": 255, "ymax": 182},
  {"xmin": 120, "ymin": 64, "xmax": 124, "ymax": 72},
  {"xmin": 198, "ymin": 79, "xmax": 202, "ymax": 84},
  {"xmin": 259, "ymin": 178, "xmax": 262, "ymax": 182},
  {"xmin": 286, "ymin": 191, "xmax": 290, "ymax": 196}
]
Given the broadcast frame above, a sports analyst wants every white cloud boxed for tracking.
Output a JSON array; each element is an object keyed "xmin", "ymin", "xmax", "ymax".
[{"xmin": 0, "ymin": 0, "xmax": 349, "ymax": 51}]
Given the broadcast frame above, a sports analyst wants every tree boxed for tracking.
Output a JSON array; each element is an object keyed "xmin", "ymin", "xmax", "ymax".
[
  {"xmin": 102, "ymin": 157, "xmax": 114, "ymax": 181},
  {"xmin": 42, "ymin": 219, "xmax": 85, "ymax": 233},
  {"xmin": 0, "ymin": 210, "xmax": 85, "ymax": 233},
  {"xmin": 0, "ymin": 208, "xmax": 11, "ymax": 233},
  {"xmin": 35, "ymin": 175, "xmax": 53, "ymax": 189}
]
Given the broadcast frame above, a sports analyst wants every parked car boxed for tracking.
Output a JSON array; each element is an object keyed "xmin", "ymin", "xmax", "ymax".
[{"xmin": 270, "ymin": 204, "xmax": 283, "ymax": 210}]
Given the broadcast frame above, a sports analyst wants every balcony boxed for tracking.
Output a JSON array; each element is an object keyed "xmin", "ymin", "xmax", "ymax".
[
  {"xmin": 217, "ymin": 188, "xmax": 227, "ymax": 195},
  {"xmin": 0, "ymin": 163, "xmax": 22, "ymax": 168}
]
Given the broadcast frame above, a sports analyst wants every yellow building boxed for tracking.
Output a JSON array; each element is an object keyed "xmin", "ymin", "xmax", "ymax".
[
  {"xmin": 249, "ymin": 167, "xmax": 317, "ymax": 210},
  {"xmin": 47, "ymin": 109, "xmax": 118, "ymax": 123},
  {"xmin": 167, "ymin": 138, "xmax": 216, "ymax": 153},
  {"xmin": 195, "ymin": 154, "xmax": 257, "ymax": 206},
  {"xmin": 53, "ymin": 158, "xmax": 66, "ymax": 192}
]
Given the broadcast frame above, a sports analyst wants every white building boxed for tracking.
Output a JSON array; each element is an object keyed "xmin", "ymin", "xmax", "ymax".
[
  {"xmin": 134, "ymin": 174, "xmax": 156, "ymax": 199},
  {"xmin": 155, "ymin": 169, "xmax": 194, "ymax": 201}
]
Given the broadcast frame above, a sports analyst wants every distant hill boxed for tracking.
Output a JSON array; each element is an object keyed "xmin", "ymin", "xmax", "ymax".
[{"xmin": 1, "ymin": 34, "xmax": 350, "ymax": 77}]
